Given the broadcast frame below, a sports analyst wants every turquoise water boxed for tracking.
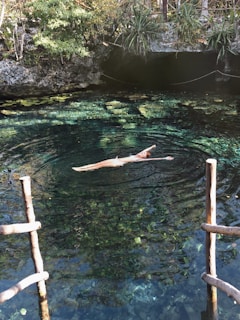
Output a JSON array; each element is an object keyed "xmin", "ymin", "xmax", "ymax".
[{"xmin": 0, "ymin": 90, "xmax": 239, "ymax": 319}]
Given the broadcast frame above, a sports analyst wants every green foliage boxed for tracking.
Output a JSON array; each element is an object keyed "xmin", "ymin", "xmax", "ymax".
[
  {"xmin": 207, "ymin": 22, "xmax": 236, "ymax": 64},
  {"xmin": 25, "ymin": 0, "xmax": 92, "ymax": 58},
  {"xmin": 1, "ymin": 0, "xmax": 239, "ymax": 61},
  {"xmin": 117, "ymin": 5, "xmax": 159, "ymax": 56},
  {"xmin": 86, "ymin": 0, "xmax": 120, "ymax": 36},
  {"xmin": 23, "ymin": 0, "xmax": 122, "ymax": 58},
  {"xmin": 0, "ymin": 1, "xmax": 26, "ymax": 59},
  {"xmin": 173, "ymin": 3, "xmax": 202, "ymax": 45},
  {"xmin": 0, "ymin": 25, "xmax": 13, "ymax": 52},
  {"xmin": 0, "ymin": 0, "xmax": 121, "ymax": 59}
]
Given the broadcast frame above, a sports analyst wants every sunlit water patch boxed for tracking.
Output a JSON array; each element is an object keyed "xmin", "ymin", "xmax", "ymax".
[{"xmin": 0, "ymin": 91, "xmax": 239, "ymax": 320}]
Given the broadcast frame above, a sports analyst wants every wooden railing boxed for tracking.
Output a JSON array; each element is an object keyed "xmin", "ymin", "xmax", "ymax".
[
  {"xmin": 0, "ymin": 176, "xmax": 50, "ymax": 320},
  {"xmin": 201, "ymin": 159, "xmax": 240, "ymax": 319}
]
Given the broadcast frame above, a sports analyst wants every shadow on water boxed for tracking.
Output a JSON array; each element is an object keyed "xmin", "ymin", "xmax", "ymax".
[{"xmin": 0, "ymin": 90, "xmax": 239, "ymax": 319}]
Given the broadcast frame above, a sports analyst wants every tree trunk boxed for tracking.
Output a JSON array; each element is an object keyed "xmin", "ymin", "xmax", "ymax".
[
  {"xmin": 201, "ymin": 0, "xmax": 208, "ymax": 20},
  {"xmin": 162, "ymin": 0, "xmax": 168, "ymax": 21},
  {"xmin": 158, "ymin": 0, "xmax": 168, "ymax": 21},
  {"xmin": 0, "ymin": 0, "xmax": 5, "ymax": 28}
]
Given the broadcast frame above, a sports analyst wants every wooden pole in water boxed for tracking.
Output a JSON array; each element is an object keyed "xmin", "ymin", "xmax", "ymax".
[
  {"xmin": 205, "ymin": 159, "xmax": 218, "ymax": 320},
  {"xmin": 20, "ymin": 176, "xmax": 50, "ymax": 320}
]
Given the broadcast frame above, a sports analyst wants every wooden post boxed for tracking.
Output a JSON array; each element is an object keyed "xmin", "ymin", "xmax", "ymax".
[
  {"xmin": 205, "ymin": 159, "xmax": 218, "ymax": 319},
  {"xmin": 20, "ymin": 176, "xmax": 50, "ymax": 320}
]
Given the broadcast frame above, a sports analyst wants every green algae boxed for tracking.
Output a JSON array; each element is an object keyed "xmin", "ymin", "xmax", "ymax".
[
  {"xmin": 0, "ymin": 91, "xmax": 92, "ymax": 109},
  {"xmin": 138, "ymin": 102, "xmax": 168, "ymax": 118}
]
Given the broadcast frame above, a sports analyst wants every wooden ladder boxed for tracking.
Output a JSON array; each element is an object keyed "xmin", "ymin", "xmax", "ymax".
[
  {"xmin": 0, "ymin": 176, "xmax": 50, "ymax": 320},
  {"xmin": 202, "ymin": 159, "xmax": 240, "ymax": 319}
]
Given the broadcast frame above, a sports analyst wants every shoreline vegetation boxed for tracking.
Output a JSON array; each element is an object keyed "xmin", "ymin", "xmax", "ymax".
[
  {"xmin": 0, "ymin": 1, "xmax": 240, "ymax": 97},
  {"xmin": 1, "ymin": 0, "xmax": 240, "ymax": 60}
]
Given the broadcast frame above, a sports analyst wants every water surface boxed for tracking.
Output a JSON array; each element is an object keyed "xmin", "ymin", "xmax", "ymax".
[{"xmin": 0, "ymin": 90, "xmax": 239, "ymax": 319}]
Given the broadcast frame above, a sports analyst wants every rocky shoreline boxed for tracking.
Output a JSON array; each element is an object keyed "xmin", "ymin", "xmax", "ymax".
[
  {"xmin": 0, "ymin": 54, "xmax": 103, "ymax": 98},
  {"xmin": 1, "ymin": 21, "xmax": 240, "ymax": 98}
]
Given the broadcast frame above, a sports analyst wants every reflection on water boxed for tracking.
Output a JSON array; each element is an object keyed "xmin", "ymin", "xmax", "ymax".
[{"xmin": 0, "ymin": 91, "xmax": 239, "ymax": 319}]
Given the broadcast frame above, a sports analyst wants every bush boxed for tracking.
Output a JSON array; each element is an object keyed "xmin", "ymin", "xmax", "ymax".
[
  {"xmin": 116, "ymin": 5, "xmax": 160, "ymax": 56},
  {"xmin": 207, "ymin": 22, "xmax": 236, "ymax": 64},
  {"xmin": 173, "ymin": 3, "xmax": 202, "ymax": 45},
  {"xmin": 25, "ymin": 0, "xmax": 92, "ymax": 58}
]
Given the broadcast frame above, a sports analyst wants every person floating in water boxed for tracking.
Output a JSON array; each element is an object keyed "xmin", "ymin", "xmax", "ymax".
[{"xmin": 72, "ymin": 145, "xmax": 174, "ymax": 172}]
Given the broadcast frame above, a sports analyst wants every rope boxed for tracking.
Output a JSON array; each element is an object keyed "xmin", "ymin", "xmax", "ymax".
[
  {"xmin": 171, "ymin": 69, "xmax": 240, "ymax": 85},
  {"xmin": 102, "ymin": 73, "xmax": 137, "ymax": 85},
  {"xmin": 102, "ymin": 69, "xmax": 240, "ymax": 87}
]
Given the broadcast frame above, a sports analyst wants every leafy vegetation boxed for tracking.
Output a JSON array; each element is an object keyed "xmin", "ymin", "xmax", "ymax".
[
  {"xmin": 116, "ymin": 5, "xmax": 160, "ymax": 56},
  {"xmin": 86, "ymin": 0, "xmax": 120, "ymax": 37},
  {"xmin": 173, "ymin": 3, "xmax": 202, "ymax": 45},
  {"xmin": 25, "ymin": 0, "xmax": 92, "ymax": 58},
  {"xmin": 0, "ymin": 0, "xmax": 121, "ymax": 60},
  {"xmin": 0, "ymin": 0, "xmax": 239, "ymax": 59},
  {"xmin": 25, "ymin": 0, "xmax": 121, "ymax": 58},
  {"xmin": 207, "ymin": 21, "xmax": 236, "ymax": 64}
]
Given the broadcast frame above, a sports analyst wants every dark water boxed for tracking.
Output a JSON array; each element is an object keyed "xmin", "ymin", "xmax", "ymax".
[{"xmin": 0, "ymin": 90, "xmax": 239, "ymax": 319}]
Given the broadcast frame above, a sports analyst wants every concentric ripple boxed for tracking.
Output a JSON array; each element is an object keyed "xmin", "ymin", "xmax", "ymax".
[{"xmin": 0, "ymin": 91, "xmax": 239, "ymax": 320}]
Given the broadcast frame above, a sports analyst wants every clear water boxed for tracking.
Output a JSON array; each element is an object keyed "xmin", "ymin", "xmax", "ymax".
[{"xmin": 0, "ymin": 90, "xmax": 239, "ymax": 320}]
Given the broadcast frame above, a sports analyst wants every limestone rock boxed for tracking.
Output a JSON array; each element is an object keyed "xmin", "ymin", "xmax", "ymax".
[{"xmin": 0, "ymin": 55, "xmax": 102, "ymax": 98}]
